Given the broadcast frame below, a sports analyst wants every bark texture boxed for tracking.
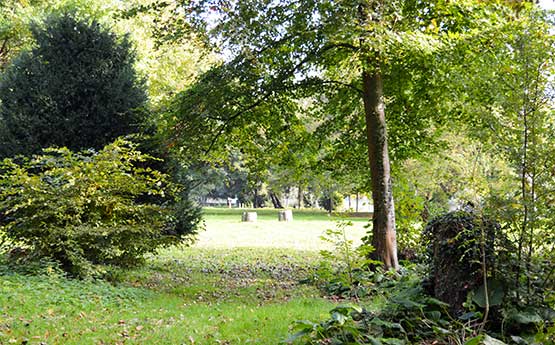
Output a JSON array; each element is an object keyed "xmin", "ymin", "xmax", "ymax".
[
  {"xmin": 297, "ymin": 185, "xmax": 303, "ymax": 209},
  {"xmin": 362, "ymin": 67, "xmax": 399, "ymax": 271},
  {"xmin": 269, "ymin": 191, "xmax": 284, "ymax": 209}
]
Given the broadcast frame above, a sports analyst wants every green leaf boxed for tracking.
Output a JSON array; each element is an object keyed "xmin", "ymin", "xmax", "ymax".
[
  {"xmin": 392, "ymin": 297, "xmax": 424, "ymax": 309},
  {"xmin": 283, "ymin": 328, "xmax": 311, "ymax": 343},
  {"xmin": 465, "ymin": 334, "xmax": 507, "ymax": 345},
  {"xmin": 459, "ymin": 311, "xmax": 481, "ymax": 321},
  {"xmin": 331, "ymin": 311, "xmax": 347, "ymax": 325},
  {"xmin": 509, "ymin": 336, "xmax": 529, "ymax": 345},
  {"xmin": 472, "ymin": 280, "xmax": 504, "ymax": 308},
  {"xmin": 368, "ymin": 337, "xmax": 383, "ymax": 345},
  {"xmin": 382, "ymin": 338, "xmax": 406, "ymax": 345},
  {"xmin": 507, "ymin": 310, "xmax": 542, "ymax": 325},
  {"xmin": 330, "ymin": 304, "xmax": 362, "ymax": 315},
  {"xmin": 482, "ymin": 335, "xmax": 508, "ymax": 345},
  {"xmin": 465, "ymin": 335, "xmax": 484, "ymax": 345},
  {"xmin": 426, "ymin": 310, "xmax": 442, "ymax": 322},
  {"xmin": 432, "ymin": 326, "xmax": 451, "ymax": 335}
]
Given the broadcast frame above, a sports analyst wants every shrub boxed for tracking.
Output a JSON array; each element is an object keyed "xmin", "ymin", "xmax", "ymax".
[
  {"xmin": 315, "ymin": 220, "xmax": 378, "ymax": 299},
  {"xmin": 0, "ymin": 139, "xmax": 201, "ymax": 277}
]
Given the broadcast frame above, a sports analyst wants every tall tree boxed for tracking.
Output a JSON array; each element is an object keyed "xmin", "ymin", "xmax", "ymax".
[
  {"xmin": 0, "ymin": 11, "xmax": 147, "ymax": 158},
  {"xmin": 162, "ymin": 0, "xmax": 508, "ymax": 269}
]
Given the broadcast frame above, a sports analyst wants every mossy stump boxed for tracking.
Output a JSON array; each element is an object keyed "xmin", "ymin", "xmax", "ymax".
[{"xmin": 424, "ymin": 211, "xmax": 498, "ymax": 315}]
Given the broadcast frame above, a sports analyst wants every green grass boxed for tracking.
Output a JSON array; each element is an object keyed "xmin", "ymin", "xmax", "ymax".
[
  {"xmin": 0, "ymin": 208, "xmax": 368, "ymax": 344},
  {"xmin": 1, "ymin": 272, "xmax": 333, "ymax": 344},
  {"xmin": 198, "ymin": 207, "xmax": 368, "ymax": 250},
  {"xmin": 202, "ymin": 207, "xmax": 371, "ymax": 222}
]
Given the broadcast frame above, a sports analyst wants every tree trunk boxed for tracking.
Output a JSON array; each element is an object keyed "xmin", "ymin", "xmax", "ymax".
[
  {"xmin": 297, "ymin": 185, "xmax": 303, "ymax": 209},
  {"xmin": 242, "ymin": 211, "xmax": 257, "ymax": 222},
  {"xmin": 328, "ymin": 189, "xmax": 334, "ymax": 214},
  {"xmin": 269, "ymin": 191, "xmax": 284, "ymax": 209},
  {"xmin": 361, "ymin": 67, "xmax": 399, "ymax": 271},
  {"xmin": 253, "ymin": 188, "xmax": 258, "ymax": 208}
]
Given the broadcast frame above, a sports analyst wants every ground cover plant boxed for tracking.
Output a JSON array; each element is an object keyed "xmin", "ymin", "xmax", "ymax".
[{"xmin": 290, "ymin": 213, "xmax": 555, "ymax": 345}]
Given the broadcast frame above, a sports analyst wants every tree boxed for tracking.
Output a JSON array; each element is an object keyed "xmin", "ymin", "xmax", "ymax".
[
  {"xmin": 0, "ymin": 0, "xmax": 34, "ymax": 69},
  {"xmin": 160, "ymin": 0, "xmax": 509, "ymax": 269},
  {"xmin": 0, "ymin": 11, "xmax": 147, "ymax": 158},
  {"xmin": 452, "ymin": 3, "xmax": 555, "ymax": 303},
  {"xmin": 114, "ymin": 0, "xmax": 217, "ymax": 106},
  {"xmin": 392, "ymin": 132, "xmax": 514, "ymax": 257}
]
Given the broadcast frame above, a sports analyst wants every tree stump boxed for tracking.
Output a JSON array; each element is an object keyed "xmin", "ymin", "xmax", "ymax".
[
  {"xmin": 241, "ymin": 211, "xmax": 257, "ymax": 222},
  {"xmin": 424, "ymin": 211, "xmax": 500, "ymax": 316},
  {"xmin": 278, "ymin": 210, "xmax": 293, "ymax": 222}
]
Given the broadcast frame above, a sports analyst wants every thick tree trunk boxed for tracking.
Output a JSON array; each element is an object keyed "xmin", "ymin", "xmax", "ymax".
[
  {"xmin": 278, "ymin": 210, "xmax": 293, "ymax": 222},
  {"xmin": 361, "ymin": 68, "xmax": 399, "ymax": 271},
  {"xmin": 242, "ymin": 212, "xmax": 257, "ymax": 222}
]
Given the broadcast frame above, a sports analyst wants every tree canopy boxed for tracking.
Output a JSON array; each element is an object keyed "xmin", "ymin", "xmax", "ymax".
[{"xmin": 158, "ymin": 0, "xmax": 520, "ymax": 268}]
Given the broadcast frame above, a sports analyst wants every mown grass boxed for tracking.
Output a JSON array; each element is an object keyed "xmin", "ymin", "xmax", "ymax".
[
  {"xmin": 202, "ymin": 207, "xmax": 371, "ymax": 222},
  {"xmin": 198, "ymin": 207, "xmax": 368, "ymax": 250},
  {"xmin": 0, "ymin": 208, "xmax": 368, "ymax": 344}
]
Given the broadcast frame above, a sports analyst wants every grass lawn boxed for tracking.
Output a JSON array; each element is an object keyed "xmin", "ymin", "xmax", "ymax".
[
  {"xmin": 0, "ymin": 208, "xmax": 370, "ymax": 344},
  {"xmin": 199, "ymin": 207, "xmax": 368, "ymax": 250}
]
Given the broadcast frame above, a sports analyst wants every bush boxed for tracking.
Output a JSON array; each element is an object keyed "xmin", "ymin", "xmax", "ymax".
[
  {"xmin": 0, "ymin": 11, "xmax": 146, "ymax": 158},
  {"xmin": 0, "ymin": 139, "xmax": 201, "ymax": 277}
]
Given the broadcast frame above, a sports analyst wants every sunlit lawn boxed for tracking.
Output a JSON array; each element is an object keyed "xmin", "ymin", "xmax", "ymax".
[
  {"xmin": 0, "ymin": 208, "xmax": 370, "ymax": 344},
  {"xmin": 198, "ymin": 207, "xmax": 369, "ymax": 250}
]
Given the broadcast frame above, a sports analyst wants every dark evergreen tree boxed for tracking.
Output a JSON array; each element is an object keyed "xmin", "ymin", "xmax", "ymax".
[{"xmin": 0, "ymin": 12, "xmax": 146, "ymax": 158}]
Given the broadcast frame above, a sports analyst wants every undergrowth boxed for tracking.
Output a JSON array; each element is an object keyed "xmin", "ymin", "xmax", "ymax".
[{"xmin": 289, "ymin": 219, "xmax": 555, "ymax": 345}]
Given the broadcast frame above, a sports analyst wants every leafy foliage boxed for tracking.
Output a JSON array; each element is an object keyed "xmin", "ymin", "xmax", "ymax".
[
  {"xmin": 0, "ymin": 139, "xmax": 201, "ymax": 277},
  {"xmin": 444, "ymin": 4, "xmax": 555, "ymax": 336},
  {"xmin": 0, "ymin": 0, "xmax": 35, "ymax": 69},
  {"xmin": 392, "ymin": 132, "xmax": 515, "ymax": 260},
  {"xmin": 290, "ymin": 265, "xmax": 467, "ymax": 344},
  {"xmin": 0, "ymin": 11, "xmax": 146, "ymax": 158},
  {"xmin": 315, "ymin": 221, "xmax": 377, "ymax": 299},
  {"xmin": 161, "ymin": 0, "xmax": 518, "ymax": 161}
]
